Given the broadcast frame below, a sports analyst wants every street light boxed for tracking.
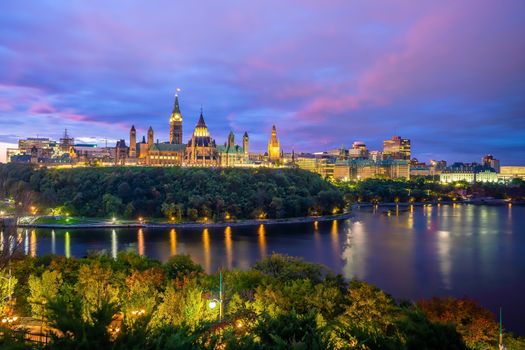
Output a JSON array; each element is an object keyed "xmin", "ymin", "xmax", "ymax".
[
  {"xmin": 208, "ymin": 271, "xmax": 223, "ymax": 322},
  {"xmin": 130, "ymin": 309, "xmax": 145, "ymax": 316},
  {"xmin": 1, "ymin": 316, "xmax": 18, "ymax": 324}
]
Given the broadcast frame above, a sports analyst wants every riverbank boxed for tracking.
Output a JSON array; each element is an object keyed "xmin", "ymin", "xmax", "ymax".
[
  {"xmin": 352, "ymin": 199, "xmax": 524, "ymax": 208},
  {"xmin": 16, "ymin": 211, "xmax": 353, "ymax": 229}
]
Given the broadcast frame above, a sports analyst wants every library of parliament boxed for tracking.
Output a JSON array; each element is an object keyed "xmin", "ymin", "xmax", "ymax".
[{"xmin": 117, "ymin": 94, "xmax": 282, "ymax": 167}]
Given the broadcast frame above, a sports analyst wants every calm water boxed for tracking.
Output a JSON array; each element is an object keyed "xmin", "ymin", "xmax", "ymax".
[{"xmin": 2, "ymin": 204, "xmax": 524, "ymax": 335}]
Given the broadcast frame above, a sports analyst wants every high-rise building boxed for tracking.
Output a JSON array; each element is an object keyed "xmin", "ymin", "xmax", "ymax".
[
  {"xmin": 383, "ymin": 136, "xmax": 410, "ymax": 160},
  {"xmin": 267, "ymin": 125, "xmax": 281, "ymax": 163},
  {"xmin": 169, "ymin": 94, "xmax": 183, "ymax": 144},
  {"xmin": 482, "ymin": 154, "xmax": 500, "ymax": 173},
  {"xmin": 349, "ymin": 141, "xmax": 369, "ymax": 159}
]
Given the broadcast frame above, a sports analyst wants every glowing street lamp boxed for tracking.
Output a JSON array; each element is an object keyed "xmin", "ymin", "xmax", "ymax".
[
  {"xmin": 1, "ymin": 316, "xmax": 18, "ymax": 324},
  {"xmin": 208, "ymin": 299, "xmax": 218, "ymax": 310},
  {"xmin": 208, "ymin": 271, "xmax": 223, "ymax": 322},
  {"xmin": 130, "ymin": 309, "xmax": 146, "ymax": 317}
]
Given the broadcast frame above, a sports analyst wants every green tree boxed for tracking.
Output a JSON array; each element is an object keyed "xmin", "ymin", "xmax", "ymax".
[
  {"xmin": 0, "ymin": 269, "xmax": 17, "ymax": 315},
  {"xmin": 27, "ymin": 270, "xmax": 63, "ymax": 319}
]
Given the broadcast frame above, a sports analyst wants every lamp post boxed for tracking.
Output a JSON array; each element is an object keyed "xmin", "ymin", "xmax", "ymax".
[{"xmin": 208, "ymin": 271, "xmax": 223, "ymax": 322}]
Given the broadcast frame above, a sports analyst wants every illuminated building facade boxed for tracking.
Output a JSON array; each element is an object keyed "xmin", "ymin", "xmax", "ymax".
[
  {"xmin": 349, "ymin": 141, "xmax": 369, "ymax": 159},
  {"xmin": 499, "ymin": 166, "xmax": 525, "ymax": 180},
  {"xmin": 482, "ymin": 154, "xmax": 500, "ymax": 173},
  {"xmin": 383, "ymin": 136, "xmax": 411, "ymax": 160},
  {"xmin": 169, "ymin": 95, "xmax": 183, "ymax": 144},
  {"xmin": 333, "ymin": 159, "xmax": 410, "ymax": 181},
  {"xmin": 217, "ymin": 131, "xmax": 250, "ymax": 167},
  {"xmin": 267, "ymin": 125, "xmax": 281, "ymax": 163},
  {"xmin": 185, "ymin": 111, "xmax": 217, "ymax": 166},
  {"xmin": 440, "ymin": 163, "xmax": 498, "ymax": 183},
  {"xmin": 147, "ymin": 143, "xmax": 185, "ymax": 166}
]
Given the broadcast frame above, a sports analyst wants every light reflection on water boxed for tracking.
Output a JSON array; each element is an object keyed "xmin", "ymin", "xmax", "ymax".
[{"xmin": 1, "ymin": 204, "xmax": 524, "ymax": 335}]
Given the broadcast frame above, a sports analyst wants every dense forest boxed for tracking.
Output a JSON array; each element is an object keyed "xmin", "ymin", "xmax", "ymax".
[
  {"xmin": 336, "ymin": 177, "xmax": 525, "ymax": 203},
  {"xmin": 0, "ymin": 164, "xmax": 344, "ymax": 220},
  {"xmin": 1, "ymin": 253, "xmax": 523, "ymax": 349},
  {"xmin": 1, "ymin": 164, "xmax": 523, "ymax": 222}
]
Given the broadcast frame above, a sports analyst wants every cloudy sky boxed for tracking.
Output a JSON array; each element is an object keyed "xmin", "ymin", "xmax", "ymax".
[{"xmin": 1, "ymin": 0, "xmax": 524, "ymax": 164}]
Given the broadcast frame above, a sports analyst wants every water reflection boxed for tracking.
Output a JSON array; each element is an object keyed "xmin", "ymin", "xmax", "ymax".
[
  {"xmin": 5, "ymin": 205, "xmax": 524, "ymax": 335},
  {"xmin": 436, "ymin": 230, "xmax": 452, "ymax": 290},
  {"xmin": 112, "ymin": 230, "xmax": 118, "ymax": 260},
  {"xmin": 330, "ymin": 220, "xmax": 339, "ymax": 259},
  {"xmin": 24, "ymin": 230, "xmax": 28, "ymax": 255},
  {"xmin": 170, "ymin": 229, "xmax": 177, "ymax": 256},
  {"xmin": 138, "ymin": 229, "xmax": 144, "ymax": 255},
  {"xmin": 203, "ymin": 228, "xmax": 211, "ymax": 273},
  {"xmin": 225, "ymin": 226, "xmax": 233, "ymax": 270},
  {"xmin": 258, "ymin": 224, "xmax": 267, "ymax": 259},
  {"xmin": 51, "ymin": 230, "xmax": 56, "ymax": 255},
  {"xmin": 65, "ymin": 232, "xmax": 70, "ymax": 258},
  {"xmin": 30, "ymin": 230, "xmax": 37, "ymax": 257}
]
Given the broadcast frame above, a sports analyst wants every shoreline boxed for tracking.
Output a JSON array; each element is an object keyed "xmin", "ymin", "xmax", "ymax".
[
  {"xmin": 16, "ymin": 211, "xmax": 353, "ymax": 229},
  {"xmin": 10, "ymin": 200, "xmax": 523, "ymax": 229}
]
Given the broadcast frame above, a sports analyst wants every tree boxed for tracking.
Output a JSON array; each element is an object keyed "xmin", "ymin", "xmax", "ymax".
[
  {"xmin": 163, "ymin": 255, "xmax": 203, "ymax": 280},
  {"xmin": 27, "ymin": 270, "xmax": 63, "ymax": 319},
  {"xmin": 102, "ymin": 194, "xmax": 122, "ymax": 217},
  {"xmin": 161, "ymin": 202, "xmax": 177, "ymax": 220},
  {"xmin": 418, "ymin": 297, "xmax": 499, "ymax": 349},
  {"xmin": 76, "ymin": 263, "xmax": 120, "ymax": 322},
  {"xmin": 0, "ymin": 269, "xmax": 17, "ymax": 315}
]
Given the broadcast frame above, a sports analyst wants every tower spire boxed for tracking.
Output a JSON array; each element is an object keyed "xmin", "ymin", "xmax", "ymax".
[{"xmin": 169, "ymin": 90, "xmax": 183, "ymax": 144}]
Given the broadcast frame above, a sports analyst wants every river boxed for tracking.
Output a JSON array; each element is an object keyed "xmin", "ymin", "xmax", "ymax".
[{"xmin": 2, "ymin": 204, "xmax": 524, "ymax": 335}]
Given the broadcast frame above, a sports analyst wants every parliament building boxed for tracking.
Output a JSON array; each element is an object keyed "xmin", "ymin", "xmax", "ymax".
[{"xmin": 125, "ymin": 95, "xmax": 281, "ymax": 167}]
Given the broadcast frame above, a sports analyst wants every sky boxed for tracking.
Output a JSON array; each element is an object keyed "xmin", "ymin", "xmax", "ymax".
[{"xmin": 0, "ymin": 0, "xmax": 524, "ymax": 164}]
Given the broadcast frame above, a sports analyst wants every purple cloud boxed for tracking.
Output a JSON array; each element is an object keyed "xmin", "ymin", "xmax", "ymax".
[{"xmin": 0, "ymin": 0, "xmax": 524, "ymax": 164}]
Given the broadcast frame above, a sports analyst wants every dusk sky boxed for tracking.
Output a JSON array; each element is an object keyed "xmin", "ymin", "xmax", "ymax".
[{"xmin": 1, "ymin": 0, "xmax": 524, "ymax": 164}]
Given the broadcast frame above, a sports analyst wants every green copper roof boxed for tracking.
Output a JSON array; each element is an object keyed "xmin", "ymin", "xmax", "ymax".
[{"xmin": 150, "ymin": 143, "xmax": 186, "ymax": 152}]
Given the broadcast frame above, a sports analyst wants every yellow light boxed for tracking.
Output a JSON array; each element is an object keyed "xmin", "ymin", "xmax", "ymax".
[
  {"xmin": 131, "ymin": 309, "xmax": 146, "ymax": 316},
  {"xmin": 236, "ymin": 320, "xmax": 244, "ymax": 329},
  {"xmin": 208, "ymin": 300, "xmax": 217, "ymax": 309},
  {"xmin": 225, "ymin": 213, "xmax": 230, "ymax": 220}
]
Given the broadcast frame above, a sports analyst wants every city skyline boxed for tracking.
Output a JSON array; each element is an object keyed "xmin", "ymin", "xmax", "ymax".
[{"xmin": 1, "ymin": 1, "xmax": 524, "ymax": 164}]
